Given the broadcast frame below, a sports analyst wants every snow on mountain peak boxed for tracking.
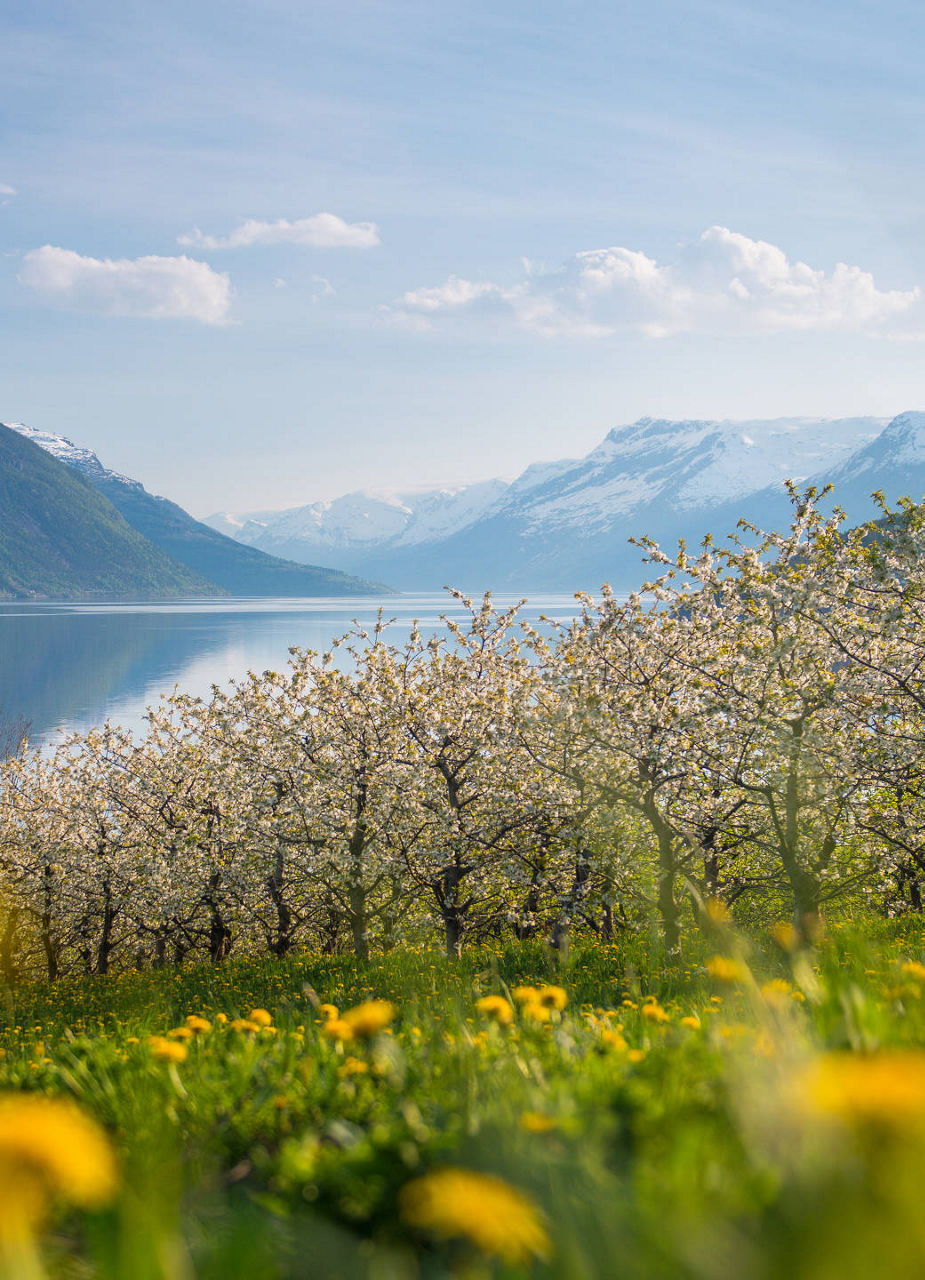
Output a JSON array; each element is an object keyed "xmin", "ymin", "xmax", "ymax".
[{"xmin": 4, "ymin": 421, "xmax": 141, "ymax": 489}]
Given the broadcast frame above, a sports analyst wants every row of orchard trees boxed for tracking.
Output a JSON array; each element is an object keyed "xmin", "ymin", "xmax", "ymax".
[{"xmin": 2, "ymin": 488, "xmax": 925, "ymax": 977}]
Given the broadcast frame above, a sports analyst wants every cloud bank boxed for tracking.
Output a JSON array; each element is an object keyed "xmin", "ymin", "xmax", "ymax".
[
  {"xmin": 390, "ymin": 227, "xmax": 920, "ymax": 339},
  {"xmin": 0, "ymin": 183, "xmax": 16, "ymax": 197},
  {"xmin": 179, "ymin": 213, "xmax": 380, "ymax": 251},
  {"xmin": 19, "ymin": 246, "xmax": 232, "ymax": 324}
]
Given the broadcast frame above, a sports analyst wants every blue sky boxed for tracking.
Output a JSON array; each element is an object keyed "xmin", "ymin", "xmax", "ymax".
[{"xmin": 2, "ymin": 0, "xmax": 925, "ymax": 514}]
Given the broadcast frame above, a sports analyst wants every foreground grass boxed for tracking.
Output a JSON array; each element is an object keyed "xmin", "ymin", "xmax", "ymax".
[{"xmin": 1, "ymin": 921, "xmax": 925, "ymax": 1277}]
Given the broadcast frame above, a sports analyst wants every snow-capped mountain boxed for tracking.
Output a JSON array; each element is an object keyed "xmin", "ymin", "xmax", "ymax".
[
  {"xmin": 7, "ymin": 422, "xmax": 142, "ymax": 490},
  {"xmin": 208, "ymin": 479, "xmax": 511, "ymax": 563},
  {"xmin": 206, "ymin": 414, "xmax": 900, "ymax": 589}
]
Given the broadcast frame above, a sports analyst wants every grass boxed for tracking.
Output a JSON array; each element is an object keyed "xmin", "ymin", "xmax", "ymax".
[{"xmin": 1, "ymin": 919, "xmax": 925, "ymax": 1278}]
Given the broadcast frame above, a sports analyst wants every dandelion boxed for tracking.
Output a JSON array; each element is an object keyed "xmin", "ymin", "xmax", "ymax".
[
  {"xmin": 901, "ymin": 961, "xmax": 925, "ymax": 983},
  {"xmin": 641, "ymin": 1001, "xmax": 669, "ymax": 1024},
  {"xmin": 323, "ymin": 1018, "xmax": 354, "ymax": 1043},
  {"xmin": 229, "ymin": 1019, "xmax": 261, "ymax": 1034},
  {"xmin": 600, "ymin": 1029, "xmax": 628, "ymax": 1051},
  {"xmin": 511, "ymin": 985, "xmax": 539, "ymax": 1005},
  {"xmin": 147, "ymin": 1036, "xmax": 188, "ymax": 1064},
  {"xmin": 340, "ymin": 1000, "xmax": 396, "ymax": 1039},
  {"xmin": 337, "ymin": 1056, "xmax": 370, "ymax": 1077},
  {"xmin": 680, "ymin": 1015, "xmax": 701, "ymax": 1030},
  {"xmin": 474, "ymin": 995, "xmax": 514, "ymax": 1026},
  {"xmin": 248, "ymin": 1009, "xmax": 273, "ymax": 1028},
  {"xmin": 521, "ymin": 1001, "xmax": 551, "ymax": 1024},
  {"xmin": 0, "ymin": 1094, "xmax": 118, "ymax": 1245},
  {"xmin": 185, "ymin": 1016, "xmax": 212, "ymax": 1034},
  {"xmin": 319, "ymin": 1003, "xmax": 339, "ymax": 1022},
  {"xmin": 166, "ymin": 1026, "xmax": 194, "ymax": 1041},
  {"xmin": 536, "ymin": 985, "xmax": 567, "ymax": 1011},
  {"xmin": 771, "ymin": 922, "xmax": 800, "ymax": 952},
  {"xmin": 799, "ymin": 1052, "xmax": 925, "ymax": 1129},
  {"xmin": 705, "ymin": 956, "xmax": 747, "ymax": 983},
  {"xmin": 399, "ymin": 1167, "xmax": 551, "ymax": 1265},
  {"xmin": 520, "ymin": 1112, "xmax": 557, "ymax": 1133},
  {"xmin": 760, "ymin": 979, "xmax": 793, "ymax": 1008}
]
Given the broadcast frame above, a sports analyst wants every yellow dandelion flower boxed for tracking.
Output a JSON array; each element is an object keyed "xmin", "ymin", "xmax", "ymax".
[
  {"xmin": 166, "ymin": 1026, "xmax": 194, "ymax": 1041},
  {"xmin": 520, "ymin": 1112, "xmax": 557, "ymax": 1133},
  {"xmin": 319, "ymin": 1003, "xmax": 339, "ymax": 1022},
  {"xmin": 322, "ymin": 1018, "xmax": 354, "ymax": 1042},
  {"xmin": 399, "ymin": 1167, "xmax": 551, "ymax": 1265},
  {"xmin": 799, "ymin": 1052, "xmax": 925, "ymax": 1128},
  {"xmin": 705, "ymin": 956, "xmax": 747, "ymax": 983},
  {"xmin": 536, "ymin": 985, "xmax": 567, "ymax": 1011},
  {"xmin": 0, "ymin": 1094, "xmax": 118, "ymax": 1240},
  {"xmin": 474, "ymin": 996, "xmax": 514, "ymax": 1026},
  {"xmin": 600, "ymin": 1029, "xmax": 628, "ymax": 1051},
  {"xmin": 185, "ymin": 1016, "xmax": 212, "ymax": 1034},
  {"xmin": 248, "ymin": 1009, "xmax": 273, "ymax": 1028},
  {"xmin": 521, "ymin": 1001, "xmax": 551, "ymax": 1024},
  {"xmin": 511, "ymin": 985, "xmax": 539, "ymax": 1005},
  {"xmin": 229, "ymin": 1019, "xmax": 260, "ymax": 1033},
  {"xmin": 337, "ymin": 1056, "xmax": 369, "ymax": 1077},
  {"xmin": 340, "ymin": 1000, "xmax": 396, "ymax": 1039},
  {"xmin": 705, "ymin": 898, "xmax": 731, "ymax": 924},
  {"xmin": 641, "ymin": 1002, "xmax": 669, "ymax": 1024},
  {"xmin": 680, "ymin": 1015, "xmax": 701, "ymax": 1031},
  {"xmin": 627, "ymin": 1049, "xmax": 646, "ymax": 1063},
  {"xmin": 901, "ymin": 961, "xmax": 925, "ymax": 983},
  {"xmin": 771, "ymin": 921, "xmax": 799, "ymax": 952},
  {"xmin": 760, "ymin": 979, "xmax": 793, "ymax": 1008},
  {"xmin": 147, "ymin": 1036, "xmax": 188, "ymax": 1064}
]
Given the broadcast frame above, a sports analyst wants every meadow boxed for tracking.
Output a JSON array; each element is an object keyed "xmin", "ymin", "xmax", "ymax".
[{"xmin": 2, "ymin": 919, "xmax": 925, "ymax": 1278}]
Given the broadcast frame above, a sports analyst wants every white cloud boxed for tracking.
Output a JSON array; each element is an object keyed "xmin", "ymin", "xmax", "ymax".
[
  {"xmin": 0, "ymin": 183, "xmax": 16, "ymax": 197},
  {"xmin": 179, "ymin": 213, "xmax": 380, "ymax": 251},
  {"xmin": 391, "ymin": 227, "xmax": 921, "ymax": 339},
  {"xmin": 19, "ymin": 246, "xmax": 232, "ymax": 324}
]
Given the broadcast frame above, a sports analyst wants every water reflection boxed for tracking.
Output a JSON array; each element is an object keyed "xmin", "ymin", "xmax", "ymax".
[{"xmin": 0, "ymin": 595, "xmax": 580, "ymax": 747}]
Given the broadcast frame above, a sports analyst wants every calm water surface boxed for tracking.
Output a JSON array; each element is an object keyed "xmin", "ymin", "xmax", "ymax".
[{"xmin": 0, "ymin": 594, "xmax": 581, "ymax": 748}]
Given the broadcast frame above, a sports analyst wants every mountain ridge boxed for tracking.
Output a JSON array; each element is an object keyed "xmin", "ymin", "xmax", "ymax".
[
  {"xmin": 4, "ymin": 423, "xmax": 395, "ymax": 597},
  {"xmin": 206, "ymin": 413, "xmax": 902, "ymax": 589}
]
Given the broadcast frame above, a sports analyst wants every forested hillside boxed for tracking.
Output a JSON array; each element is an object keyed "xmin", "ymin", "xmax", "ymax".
[{"xmin": 0, "ymin": 424, "xmax": 218, "ymax": 599}]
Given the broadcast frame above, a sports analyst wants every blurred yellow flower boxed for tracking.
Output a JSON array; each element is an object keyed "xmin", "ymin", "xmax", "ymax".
[
  {"xmin": 901, "ymin": 961, "xmax": 925, "ymax": 983},
  {"xmin": 680, "ymin": 1015, "xmax": 701, "ymax": 1031},
  {"xmin": 399, "ymin": 1166, "xmax": 551, "ymax": 1264},
  {"xmin": 511, "ymin": 985, "xmax": 539, "ymax": 1005},
  {"xmin": 521, "ymin": 1001, "xmax": 551, "ymax": 1024},
  {"xmin": 0, "ymin": 1094, "xmax": 118, "ymax": 1241},
  {"xmin": 800, "ymin": 1052, "xmax": 925, "ymax": 1128},
  {"xmin": 341, "ymin": 1000, "xmax": 396, "ymax": 1039},
  {"xmin": 319, "ymin": 1003, "xmax": 339, "ymax": 1022},
  {"xmin": 248, "ymin": 1009, "xmax": 273, "ymax": 1028},
  {"xmin": 147, "ymin": 1036, "xmax": 188, "ymax": 1064},
  {"xmin": 771, "ymin": 922, "xmax": 799, "ymax": 952},
  {"xmin": 536, "ymin": 985, "xmax": 567, "ymax": 1011},
  {"xmin": 760, "ymin": 979, "xmax": 793, "ymax": 1008},
  {"xmin": 337, "ymin": 1056, "xmax": 369, "ymax": 1077},
  {"xmin": 706, "ymin": 956, "xmax": 747, "ymax": 983},
  {"xmin": 641, "ymin": 1001, "xmax": 669, "ymax": 1024},
  {"xmin": 520, "ymin": 1112, "xmax": 557, "ymax": 1133},
  {"xmin": 474, "ymin": 995, "xmax": 514, "ymax": 1025},
  {"xmin": 185, "ymin": 1016, "xmax": 212, "ymax": 1034}
]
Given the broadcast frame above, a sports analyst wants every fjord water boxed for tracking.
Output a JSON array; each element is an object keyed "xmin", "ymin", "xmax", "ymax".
[{"xmin": 0, "ymin": 595, "xmax": 581, "ymax": 749}]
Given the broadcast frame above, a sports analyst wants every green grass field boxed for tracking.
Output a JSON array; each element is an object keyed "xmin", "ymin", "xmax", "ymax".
[{"xmin": 2, "ymin": 920, "xmax": 925, "ymax": 1278}]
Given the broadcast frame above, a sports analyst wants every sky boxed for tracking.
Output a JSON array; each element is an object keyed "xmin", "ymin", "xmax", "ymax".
[{"xmin": 2, "ymin": 0, "xmax": 925, "ymax": 516}]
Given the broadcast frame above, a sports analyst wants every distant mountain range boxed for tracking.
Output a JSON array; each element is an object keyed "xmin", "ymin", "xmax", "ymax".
[
  {"xmin": 1, "ymin": 423, "xmax": 391, "ymax": 599},
  {"xmin": 206, "ymin": 413, "xmax": 925, "ymax": 590}
]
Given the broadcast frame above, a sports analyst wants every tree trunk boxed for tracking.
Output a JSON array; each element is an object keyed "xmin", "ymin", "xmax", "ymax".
[
  {"xmin": 94, "ymin": 879, "xmax": 114, "ymax": 976},
  {"xmin": 551, "ymin": 845, "xmax": 591, "ymax": 956}
]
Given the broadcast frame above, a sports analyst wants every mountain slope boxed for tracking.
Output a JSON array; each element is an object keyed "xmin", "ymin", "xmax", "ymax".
[
  {"xmin": 209, "ymin": 415, "xmax": 890, "ymax": 590},
  {"xmin": 0, "ymin": 424, "xmax": 219, "ymax": 599},
  {"xmin": 8, "ymin": 424, "xmax": 393, "ymax": 597}
]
